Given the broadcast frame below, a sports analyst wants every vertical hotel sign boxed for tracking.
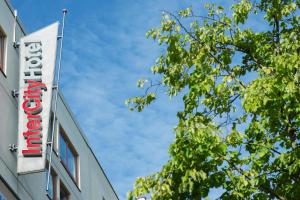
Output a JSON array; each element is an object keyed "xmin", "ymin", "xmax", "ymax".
[{"xmin": 17, "ymin": 23, "xmax": 59, "ymax": 174}]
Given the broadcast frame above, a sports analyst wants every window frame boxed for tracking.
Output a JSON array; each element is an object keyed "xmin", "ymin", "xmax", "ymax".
[
  {"xmin": 48, "ymin": 113, "xmax": 59, "ymax": 155},
  {"xmin": 0, "ymin": 26, "xmax": 7, "ymax": 76},
  {"xmin": 59, "ymin": 126, "xmax": 79, "ymax": 185}
]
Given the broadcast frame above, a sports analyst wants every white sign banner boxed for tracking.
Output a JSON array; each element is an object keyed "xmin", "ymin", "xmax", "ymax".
[{"xmin": 17, "ymin": 22, "xmax": 59, "ymax": 174}]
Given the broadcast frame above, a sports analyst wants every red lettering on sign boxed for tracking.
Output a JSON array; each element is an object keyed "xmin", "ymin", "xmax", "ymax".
[
  {"xmin": 23, "ymin": 130, "xmax": 42, "ymax": 139},
  {"xmin": 22, "ymin": 99, "xmax": 42, "ymax": 115},
  {"xmin": 27, "ymin": 80, "xmax": 47, "ymax": 91},
  {"xmin": 21, "ymin": 79, "xmax": 47, "ymax": 157},
  {"xmin": 27, "ymin": 120, "xmax": 42, "ymax": 131},
  {"xmin": 26, "ymin": 137, "xmax": 42, "ymax": 148},
  {"xmin": 26, "ymin": 114, "xmax": 42, "ymax": 121},
  {"xmin": 22, "ymin": 149, "xmax": 42, "ymax": 157},
  {"xmin": 23, "ymin": 89, "xmax": 43, "ymax": 100}
]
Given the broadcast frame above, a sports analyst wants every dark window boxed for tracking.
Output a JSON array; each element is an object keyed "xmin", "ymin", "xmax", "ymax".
[
  {"xmin": 48, "ymin": 113, "xmax": 60, "ymax": 154},
  {"xmin": 59, "ymin": 127, "xmax": 78, "ymax": 183},
  {"xmin": 0, "ymin": 27, "xmax": 6, "ymax": 73},
  {"xmin": 48, "ymin": 113, "xmax": 54, "ymax": 141},
  {"xmin": 60, "ymin": 182, "xmax": 69, "ymax": 200},
  {"xmin": 0, "ymin": 192, "xmax": 7, "ymax": 200}
]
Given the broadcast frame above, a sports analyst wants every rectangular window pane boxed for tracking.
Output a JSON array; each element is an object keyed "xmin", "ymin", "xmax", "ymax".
[
  {"xmin": 59, "ymin": 128, "xmax": 79, "ymax": 185},
  {"xmin": 59, "ymin": 134, "xmax": 67, "ymax": 164},
  {"xmin": 0, "ymin": 35, "xmax": 4, "ymax": 71},
  {"xmin": 48, "ymin": 114, "xmax": 53, "ymax": 141},
  {"xmin": 67, "ymin": 147, "xmax": 75, "ymax": 178}
]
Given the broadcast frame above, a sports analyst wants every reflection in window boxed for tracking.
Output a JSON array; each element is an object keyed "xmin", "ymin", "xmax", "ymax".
[
  {"xmin": 59, "ymin": 134, "xmax": 67, "ymax": 163},
  {"xmin": 59, "ymin": 127, "xmax": 78, "ymax": 182},
  {"xmin": 0, "ymin": 27, "xmax": 6, "ymax": 73},
  {"xmin": 67, "ymin": 147, "xmax": 75, "ymax": 177},
  {"xmin": 0, "ymin": 192, "xmax": 7, "ymax": 200}
]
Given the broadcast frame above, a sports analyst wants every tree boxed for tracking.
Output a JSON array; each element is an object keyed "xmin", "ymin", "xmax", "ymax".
[{"xmin": 126, "ymin": 0, "xmax": 300, "ymax": 199}]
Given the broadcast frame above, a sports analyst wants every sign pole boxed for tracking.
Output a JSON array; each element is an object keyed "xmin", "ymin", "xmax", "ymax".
[{"xmin": 46, "ymin": 8, "xmax": 67, "ymax": 192}]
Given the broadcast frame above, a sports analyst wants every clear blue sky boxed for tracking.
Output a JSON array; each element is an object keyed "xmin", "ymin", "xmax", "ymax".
[{"xmin": 9, "ymin": 0, "xmax": 259, "ymax": 199}]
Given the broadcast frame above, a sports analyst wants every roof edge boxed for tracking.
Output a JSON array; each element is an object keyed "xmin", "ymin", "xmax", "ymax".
[{"xmin": 3, "ymin": 0, "xmax": 26, "ymax": 34}]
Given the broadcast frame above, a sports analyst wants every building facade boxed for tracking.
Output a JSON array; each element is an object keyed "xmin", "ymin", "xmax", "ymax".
[{"xmin": 0, "ymin": 0, "xmax": 119, "ymax": 199}]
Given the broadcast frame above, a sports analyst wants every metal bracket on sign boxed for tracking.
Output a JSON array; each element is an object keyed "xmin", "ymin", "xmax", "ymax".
[
  {"xmin": 9, "ymin": 144, "xmax": 18, "ymax": 152},
  {"xmin": 11, "ymin": 89, "xmax": 19, "ymax": 98}
]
